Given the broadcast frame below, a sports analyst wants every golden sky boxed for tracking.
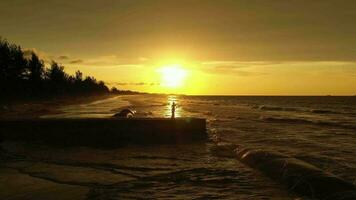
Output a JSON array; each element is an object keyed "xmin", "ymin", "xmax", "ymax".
[{"xmin": 1, "ymin": 0, "xmax": 356, "ymax": 95}]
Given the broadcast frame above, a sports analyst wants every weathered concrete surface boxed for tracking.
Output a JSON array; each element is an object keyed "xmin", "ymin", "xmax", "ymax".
[{"xmin": 0, "ymin": 118, "xmax": 207, "ymax": 146}]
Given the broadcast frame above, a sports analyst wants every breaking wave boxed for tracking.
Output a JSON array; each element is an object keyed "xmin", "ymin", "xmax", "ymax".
[
  {"xmin": 254, "ymin": 105, "xmax": 356, "ymax": 116},
  {"xmin": 260, "ymin": 116, "xmax": 356, "ymax": 130},
  {"xmin": 256, "ymin": 105, "xmax": 300, "ymax": 112}
]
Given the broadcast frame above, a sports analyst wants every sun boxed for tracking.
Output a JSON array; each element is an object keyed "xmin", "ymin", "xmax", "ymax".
[{"xmin": 159, "ymin": 64, "xmax": 188, "ymax": 88}]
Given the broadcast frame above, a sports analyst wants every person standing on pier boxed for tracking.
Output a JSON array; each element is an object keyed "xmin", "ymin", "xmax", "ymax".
[{"xmin": 171, "ymin": 102, "xmax": 177, "ymax": 119}]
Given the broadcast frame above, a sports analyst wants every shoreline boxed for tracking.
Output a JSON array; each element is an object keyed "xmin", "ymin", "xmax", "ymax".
[{"xmin": 0, "ymin": 94, "xmax": 117, "ymax": 119}]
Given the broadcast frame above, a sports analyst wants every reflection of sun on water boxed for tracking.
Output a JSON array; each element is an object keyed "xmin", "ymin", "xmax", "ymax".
[
  {"xmin": 159, "ymin": 64, "xmax": 188, "ymax": 88},
  {"xmin": 165, "ymin": 95, "xmax": 181, "ymax": 118}
]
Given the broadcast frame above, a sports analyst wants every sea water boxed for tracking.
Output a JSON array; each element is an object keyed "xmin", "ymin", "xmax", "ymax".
[{"xmin": 2, "ymin": 95, "xmax": 356, "ymax": 199}]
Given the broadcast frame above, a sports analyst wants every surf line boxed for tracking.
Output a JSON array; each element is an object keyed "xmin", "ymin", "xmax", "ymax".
[{"xmin": 210, "ymin": 141, "xmax": 356, "ymax": 200}]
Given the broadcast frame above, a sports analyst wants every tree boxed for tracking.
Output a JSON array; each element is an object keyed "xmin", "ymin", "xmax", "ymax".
[
  {"xmin": 46, "ymin": 61, "xmax": 68, "ymax": 83},
  {"xmin": 8, "ymin": 43, "xmax": 27, "ymax": 81},
  {"xmin": 0, "ymin": 37, "xmax": 114, "ymax": 100},
  {"xmin": 75, "ymin": 70, "xmax": 83, "ymax": 82},
  {"xmin": 0, "ymin": 38, "xmax": 27, "ymax": 82},
  {"xmin": 0, "ymin": 38, "xmax": 10, "ymax": 82},
  {"xmin": 28, "ymin": 52, "xmax": 44, "ymax": 82}
]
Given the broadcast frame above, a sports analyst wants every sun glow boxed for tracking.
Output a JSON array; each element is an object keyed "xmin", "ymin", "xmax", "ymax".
[{"xmin": 159, "ymin": 64, "xmax": 188, "ymax": 88}]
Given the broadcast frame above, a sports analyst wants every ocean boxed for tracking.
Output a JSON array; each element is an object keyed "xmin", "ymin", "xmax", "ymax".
[{"xmin": 2, "ymin": 95, "xmax": 356, "ymax": 199}]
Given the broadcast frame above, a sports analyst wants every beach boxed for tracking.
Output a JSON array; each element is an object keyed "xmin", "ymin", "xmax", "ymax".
[
  {"xmin": 1, "ymin": 94, "xmax": 356, "ymax": 199},
  {"xmin": 0, "ymin": 94, "xmax": 116, "ymax": 120}
]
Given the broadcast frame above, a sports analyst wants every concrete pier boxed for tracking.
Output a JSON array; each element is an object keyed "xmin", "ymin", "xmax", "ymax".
[{"xmin": 0, "ymin": 118, "xmax": 207, "ymax": 146}]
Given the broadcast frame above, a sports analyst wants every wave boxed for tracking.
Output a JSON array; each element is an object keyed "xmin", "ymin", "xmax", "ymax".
[
  {"xmin": 209, "ymin": 118, "xmax": 232, "ymax": 123},
  {"xmin": 260, "ymin": 116, "xmax": 310, "ymax": 124},
  {"xmin": 235, "ymin": 147, "xmax": 356, "ymax": 200},
  {"xmin": 255, "ymin": 105, "xmax": 301, "ymax": 112},
  {"xmin": 311, "ymin": 109, "xmax": 356, "ymax": 117},
  {"xmin": 260, "ymin": 116, "xmax": 356, "ymax": 130},
  {"xmin": 254, "ymin": 105, "xmax": 356, "ymax": 116},
  {"xmin": 209, "ymin": 142, "xmax": 238, "ymax": 158},
  {"xmin": 310, "ymin": 109, "xmax": 339, "ymax": 114},
  {"xmin": 309, "ymin": 109, "xmax": 356, "ymax": 116}
]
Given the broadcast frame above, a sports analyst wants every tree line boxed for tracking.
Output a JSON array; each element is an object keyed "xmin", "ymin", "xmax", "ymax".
[{"xmin": 0, "ymin": 37, "xmax": 132, "ymax": 101}]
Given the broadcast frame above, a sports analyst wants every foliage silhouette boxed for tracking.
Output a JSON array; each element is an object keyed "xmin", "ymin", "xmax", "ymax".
[{"xmin": 0, "ymin": 37, "xmax": 117, "ymax": 101}]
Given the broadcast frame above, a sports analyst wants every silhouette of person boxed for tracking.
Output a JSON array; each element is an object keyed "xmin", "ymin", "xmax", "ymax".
[{"xmin": 171, "ymin": 102, "xmax": 177, "ymax": 119}]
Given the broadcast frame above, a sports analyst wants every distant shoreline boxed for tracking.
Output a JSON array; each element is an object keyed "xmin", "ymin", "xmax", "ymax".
[{"xmin": 0, "ymin": 94, "xmax": 118, "ymax": 119}]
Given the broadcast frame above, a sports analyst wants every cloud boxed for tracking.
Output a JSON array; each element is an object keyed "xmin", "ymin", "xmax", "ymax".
[
  {"xmin": 22, "ymin": 49, "xmax": 145, "ymax": 69},
  {"xmin": 67, "ymin": 55, "xmax": 144, "ymax": 68},
  {"xmin": 138, "ymin": 57, "xmax": 149, "ymax": 61},
  {"xmin": 199, "ymin": 61, "xmax": 271, "ymax": 76},
  {"xmin": 69, "ymin": 59, "xmax": 83, "ymax": 64},
  {"xmin": 201, "ymin": 61, "xmax": 281, "ymax": 67},
  {"xmin": 211, "ymin": 66, "xmax": 267, "ymax": 76},
  {"xmin": 199, "ymin": 60, "xmax": 356, "ymax": 78},
  {"xmin": 109, "ymin": 82, "xmax": 159, "ymax": 86},
  {"xmin": 58, "ymin": 55, "xmax": 69, "ymax": 60},
  {"xmin": 23, "ymin": 48, "xmax": 51, "ymax": 63},
  {"xmin": 23, "ymin": 49, "xmax": 78, "ymax": 66}
]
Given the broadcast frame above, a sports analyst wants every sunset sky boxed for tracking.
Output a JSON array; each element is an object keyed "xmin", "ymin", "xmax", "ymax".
[{"xmin": 1, "ymin": 0, "xmax": 356, "ymax": 95}]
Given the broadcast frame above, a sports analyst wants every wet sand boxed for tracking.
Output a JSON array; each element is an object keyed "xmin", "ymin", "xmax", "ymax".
[
  {"xmin": 0, "ymin": 94, "xmax": 114, "ymax": 200},
  {"xmin": 0, "ymin": 94, "xmax": 116, "ymax": 119}
]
